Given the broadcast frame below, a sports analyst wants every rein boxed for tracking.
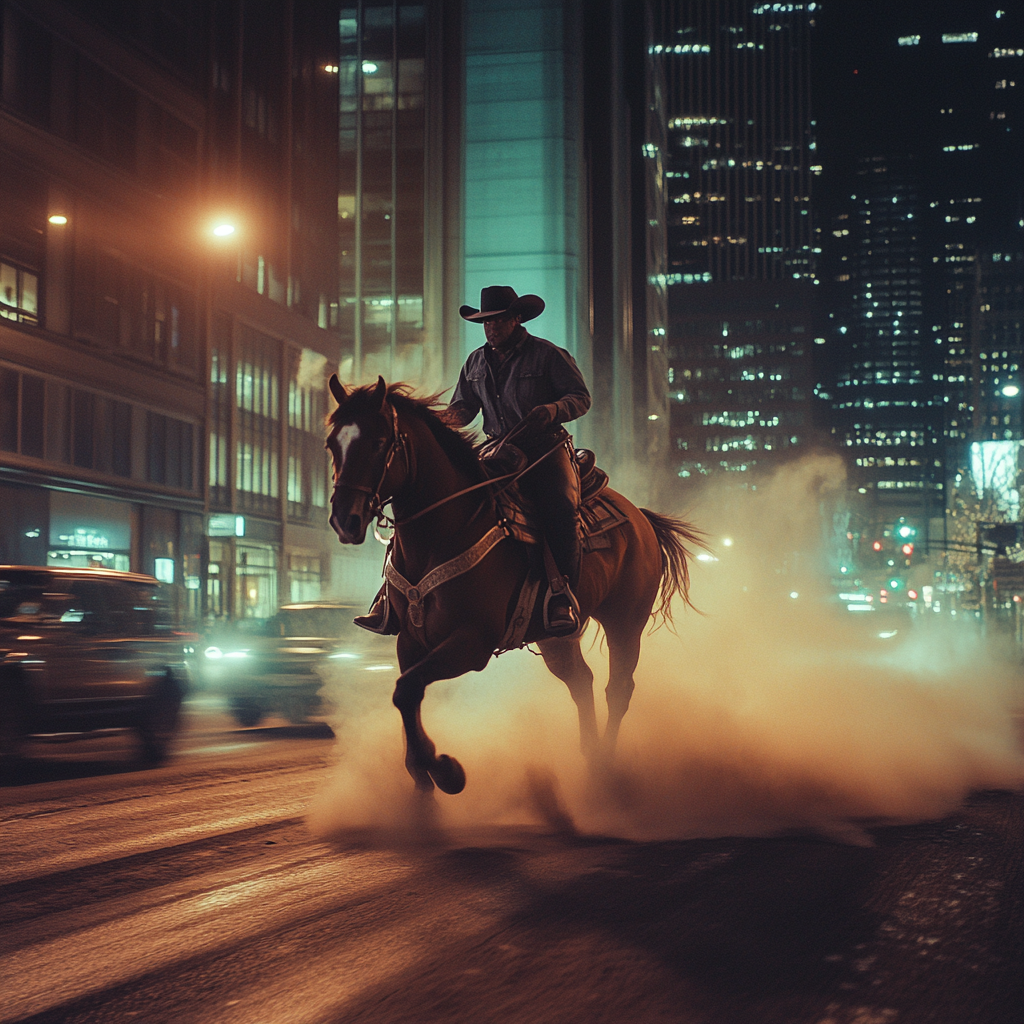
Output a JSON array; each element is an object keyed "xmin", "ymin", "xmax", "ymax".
[
  {"xmin": 392, "ymin": 433, "xmax": 568, "ymax": 527},
  {"xmin": 331, "ymin": 398, "xmax": 567, "ymax": 535}
]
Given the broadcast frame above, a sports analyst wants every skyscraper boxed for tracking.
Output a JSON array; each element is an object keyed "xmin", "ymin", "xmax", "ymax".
[
  {"xmin": 656, "ymin": 0, "xmax": 823, "ymax": 487},
  {"xmin": 817, "ymin": 1, "xmax": 1023, "ymax": 529},
  {"xmin": 336, "ymin": 0, "xmax": 670, "ymax": 473}
]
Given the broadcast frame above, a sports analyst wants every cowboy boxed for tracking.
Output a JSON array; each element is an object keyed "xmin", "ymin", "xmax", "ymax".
[
  {"xmin": 353, "ymin": 285, "xmax": 591, "ymax": 637},
  {"xmin": 446, "ymin": 285, "xmax": 591, "ymax": 636}
]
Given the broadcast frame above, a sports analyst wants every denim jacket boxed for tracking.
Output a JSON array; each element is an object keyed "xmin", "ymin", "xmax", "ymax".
[{"xmin": 450, "ymin": 328, "xmax": 591, "ymax": 450}]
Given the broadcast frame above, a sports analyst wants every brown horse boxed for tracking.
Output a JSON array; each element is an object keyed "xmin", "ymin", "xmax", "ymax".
[{"xmin": 326, "ymin": 375, "xmax": 703, "ymax": 796}]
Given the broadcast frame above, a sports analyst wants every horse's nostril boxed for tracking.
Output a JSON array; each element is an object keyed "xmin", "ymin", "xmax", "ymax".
[{"xmin": 344, "ymin": 514, "xmax": 362, "ymax": 537}]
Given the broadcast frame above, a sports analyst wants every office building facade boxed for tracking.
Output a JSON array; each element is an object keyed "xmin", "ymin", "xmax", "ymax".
[
  {"xmin": 817, "ymin": 1, "xmax": 1023, "ymax": 529},
  {"xmin": 1, "ymin": 0, "xmax": 343, "ymax": 622},
  {"xmin": 656, "ymin": 0, "xmax": 823, "ymax": 487}
]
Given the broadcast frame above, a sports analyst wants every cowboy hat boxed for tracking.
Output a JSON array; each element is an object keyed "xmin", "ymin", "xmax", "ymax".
[{"xmin": 459, "ymin": 285, "xmax": 545, "ymax": 322}]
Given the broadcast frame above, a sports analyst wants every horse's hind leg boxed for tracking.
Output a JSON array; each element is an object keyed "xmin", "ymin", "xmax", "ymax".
[
  {"xmin": 603, "ymin": 625, "xmax": 643, "ymax": 753},
  {"xmin": 537, "ymin": 638, "xmax": 599, "ymax": 759}
]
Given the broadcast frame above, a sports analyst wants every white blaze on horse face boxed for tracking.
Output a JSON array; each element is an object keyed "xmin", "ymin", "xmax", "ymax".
[{"xmin": 334, "ymin": 422, "xmax": 361, "ymax": 472}]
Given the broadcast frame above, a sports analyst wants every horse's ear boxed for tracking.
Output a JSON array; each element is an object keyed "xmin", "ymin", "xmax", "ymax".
[
  {"xmin": 372, "ymin": 375, "xmax": 388, "ymax": 412},
  {"xmin": 329, "ymin": 373, "xmax": 347, "ymax": 405}
]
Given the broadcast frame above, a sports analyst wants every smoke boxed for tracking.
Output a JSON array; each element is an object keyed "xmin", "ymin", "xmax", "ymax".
[
  {"xmin": 296, "ymin": 348, "xmax": 328, "ymax": 391},
  {"xmin": 308, "ymin": 454, "xmax": 1024, "ymax": 846}
]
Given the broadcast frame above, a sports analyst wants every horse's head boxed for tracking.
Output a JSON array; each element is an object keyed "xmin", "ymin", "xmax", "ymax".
[{"xmin": 325, "ymin": 374, "xmax": 405, "ymax": 544}]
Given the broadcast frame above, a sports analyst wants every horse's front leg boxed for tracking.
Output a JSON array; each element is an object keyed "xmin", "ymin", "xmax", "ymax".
[{"xmin": 393, "ymin": 627, "xmax": 494, "ymax": 795}]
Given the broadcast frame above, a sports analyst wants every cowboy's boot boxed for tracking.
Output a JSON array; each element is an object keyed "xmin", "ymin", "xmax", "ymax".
[
  {"xmin": 543, "ymin": 542, "xmax": 582, "ymax": 638},
  {"xmin": 353, "ymin": 586, "xmax": 397, "ymax": 634},
  {"xmin": 544, "ymin": 581, "xmax": 581, "ymax": 637}
]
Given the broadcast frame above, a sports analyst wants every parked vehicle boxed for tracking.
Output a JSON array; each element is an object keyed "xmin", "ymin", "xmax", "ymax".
[
  {"xmin": 196, "ymin": 602, "xmax": 378, "ymax": 728},
  {"xmin": 0, "ymin": 566, "xmax": 191, "ymax": 765}
]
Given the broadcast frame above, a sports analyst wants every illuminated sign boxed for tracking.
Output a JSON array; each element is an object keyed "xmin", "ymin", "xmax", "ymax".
[
  {"xmin": 49, "ymin": 493, "xmax": 131, "ymax": 551},
  {"xmin": 209, "ymin": 515, "xmax": 246, "ymax": 537}
]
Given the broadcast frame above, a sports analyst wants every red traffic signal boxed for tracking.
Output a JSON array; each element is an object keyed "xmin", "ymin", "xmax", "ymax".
[
  {"xmin": 871, "ymin": 540, "xmax": 883, "ymax": 552},
  {"xmin": 901, "ymin": 543, "xmax": 914, "ymax": 557},
  {"xmin": 908, "ymin": 589, "xmax": 918, "ymax": 600}
]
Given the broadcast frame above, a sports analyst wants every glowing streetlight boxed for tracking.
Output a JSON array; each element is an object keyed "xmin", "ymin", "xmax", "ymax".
[
  {"xmin": 212, "ymin": 222, "xmax": 236, "ymax": 237},
  {"xmin": 1001, "ymin": 383, "xmax": 1020, "ymax": 397},
  {"xmin": 362, "ymin": 61, "xmax": 379, "ymax": 74},
  {"xmin": 48, "ymin": 214, "xmax": 68, "ymax": 225}
]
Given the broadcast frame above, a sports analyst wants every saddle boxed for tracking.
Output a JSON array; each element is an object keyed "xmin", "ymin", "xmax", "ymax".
[
  {"xmin": 360, "ymin": 442, "xmax": 629, "ymax": 649},
  {"xmin": 477, "ymin": 440, "xmax": 628, "ymax": 552}
]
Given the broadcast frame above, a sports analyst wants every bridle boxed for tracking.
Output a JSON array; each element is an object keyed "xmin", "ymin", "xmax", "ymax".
[{"xmin": 329, "ymin": 400, "xmax": 408, "ymax": 529}]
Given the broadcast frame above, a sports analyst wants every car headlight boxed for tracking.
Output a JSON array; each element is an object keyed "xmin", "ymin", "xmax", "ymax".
[{"xmin": 204, "ymin": 646, "xmax": 223, "ymax": 660}]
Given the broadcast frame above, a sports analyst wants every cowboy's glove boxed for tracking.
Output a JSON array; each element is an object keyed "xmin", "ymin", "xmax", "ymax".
[{"xmin": 519, "ymin": 404, "xmax": 558, "ymax": 432}]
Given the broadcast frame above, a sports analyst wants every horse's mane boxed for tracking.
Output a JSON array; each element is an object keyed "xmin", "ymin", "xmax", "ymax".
[{"xmin": 327, "ymin": 382, "xmax": 486, "ymax": 484}]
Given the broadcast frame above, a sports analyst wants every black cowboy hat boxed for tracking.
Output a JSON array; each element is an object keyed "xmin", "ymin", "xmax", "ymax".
[{"xmin": 459, "ymin": 285, "xmax": 545, "ymax": 322}]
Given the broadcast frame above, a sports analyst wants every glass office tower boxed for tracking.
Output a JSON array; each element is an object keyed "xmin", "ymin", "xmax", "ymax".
[
  {"xmin": 657, "ymin": 0, "xmax": 821, "ymax": 485},
  {"xmin": 818, "ymin": 1, "xmax": 1023, "ymax": 523}
]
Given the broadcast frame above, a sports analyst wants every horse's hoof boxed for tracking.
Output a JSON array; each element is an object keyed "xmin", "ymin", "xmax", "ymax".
[{"xmin": 429, "ymin": 754, "xmax": 466, "ymax": 795}]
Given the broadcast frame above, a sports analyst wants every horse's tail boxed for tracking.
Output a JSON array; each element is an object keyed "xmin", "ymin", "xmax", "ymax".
[{"xmin": 639, "ymin": 508, "xmax": 708, "ymax": 626}]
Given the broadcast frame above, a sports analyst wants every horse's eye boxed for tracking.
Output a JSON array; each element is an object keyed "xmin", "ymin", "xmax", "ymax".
[{"xmin": 376, "ymin": 437, "xmax": 389, "ymax": 451}]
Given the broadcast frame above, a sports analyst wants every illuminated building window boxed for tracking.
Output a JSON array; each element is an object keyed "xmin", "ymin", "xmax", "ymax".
[
  {"xmin": 0, "ymin": 259, "xmax": 38, "ymax": 325},
  {"xmin": 942, "ymin": 32, "xmax": 978, "ymax": 44},
  {"xmin": 235, "ymin": 326, "xmax": 281, "ymax": 512},
  {"xmin": 898, "ymin": 35, "xmax": 921, "ymax": 46}
]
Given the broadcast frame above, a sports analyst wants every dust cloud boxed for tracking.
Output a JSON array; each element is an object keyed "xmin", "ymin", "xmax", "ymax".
[{"xmin": 308, "ymin": 454, "xmax": 1024, "ymax": 846}]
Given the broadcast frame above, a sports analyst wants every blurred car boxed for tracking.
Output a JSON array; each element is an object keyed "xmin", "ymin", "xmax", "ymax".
[
  {"xmin": 830, "ymin": 590, "xmax": 917, "ymax": 644},
  {"xmin": 0, "ymin": 565, "xmax": 191, "ymax": 765},
  {"xmin": 196, "ymin": 601, "xmax": 385, "ymax": 727}
]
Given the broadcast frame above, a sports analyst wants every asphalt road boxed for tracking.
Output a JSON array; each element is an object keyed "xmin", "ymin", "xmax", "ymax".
[{"xmin": 1, "ymin": 703, "xmax": 1022, "ymax": 1024}]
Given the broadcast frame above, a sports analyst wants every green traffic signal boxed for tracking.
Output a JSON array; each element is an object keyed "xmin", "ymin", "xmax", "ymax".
[
  {"xmin": 895, "ymin": 517, "xmax": 917, "ymax": 541},
  {"xmin": 887, "ymin": 577, "xmax": 902, "ymax": 590}
]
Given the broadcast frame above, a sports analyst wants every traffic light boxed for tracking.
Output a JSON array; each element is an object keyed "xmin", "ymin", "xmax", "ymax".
[
  {"xmin": 901, "ymin": 542, "xmax": 914, "ymax": 565},
  {"xmin": 895, "ymin": 518, "xmax": 917, "ymax": 542},
  {"xmin": 871, "ymin": 540, "xmax": 883, "ymax": 552},
  {"xmin": 887, "ymin": 576, "xmax": 902, "ymax": 591}
]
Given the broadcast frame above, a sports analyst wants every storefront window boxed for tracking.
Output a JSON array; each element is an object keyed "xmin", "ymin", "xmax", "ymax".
[
  {"xmin": 207, "ymin": 540, "xmax": 228, "ymax": 620},
  {"xmin": 235, "ymin": 543, "xmax": 277, "ymax": 619},
  {"xmin": 47, "ymin": 492, "xmax": 132, "ymax": 572},
  {"xmin": 287, "ymin": 553, "xmax": 321, "ymax": 603}
]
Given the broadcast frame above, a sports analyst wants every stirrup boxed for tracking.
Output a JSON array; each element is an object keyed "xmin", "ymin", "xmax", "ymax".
[{"xmin": 543, "ymin": 580, "xmax": 582, "ymax": 638}]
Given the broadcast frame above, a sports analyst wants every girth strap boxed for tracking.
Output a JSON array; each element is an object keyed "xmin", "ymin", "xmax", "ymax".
[{"xmin": 384, "ymin": 524, "xmax": 507, "ymax": 631}]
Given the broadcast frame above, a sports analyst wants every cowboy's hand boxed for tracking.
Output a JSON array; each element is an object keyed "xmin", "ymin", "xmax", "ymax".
[{"xmin": 520, "ymin": 404, "xmax": 558, "ymax": 432}]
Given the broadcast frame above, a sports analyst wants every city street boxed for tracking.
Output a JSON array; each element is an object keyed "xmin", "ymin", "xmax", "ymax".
[{"xmin": 2, "ymin": 697, "xmax": 1022, "ymax": 1024}]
